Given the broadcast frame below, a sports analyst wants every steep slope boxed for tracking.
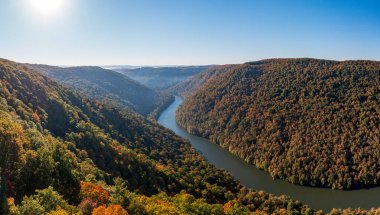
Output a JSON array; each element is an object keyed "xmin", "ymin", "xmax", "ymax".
[
  {"xmin": 0, "ymin": 58, "xmax": 315, "ymax": 214},
  {"xmin": 114, "ymin": 66, "xmax": 211, "ymax": 90},
  {"xmin": 177, "ymin": 58, "xmax": 380, "ymax": 190},
  {"xmin": 171, "ymin": 65, "xmax": 236, "ymax": 98},
  {"xmin": 27, "ymin": 64, "xmax": 172, "ymax": 116}
]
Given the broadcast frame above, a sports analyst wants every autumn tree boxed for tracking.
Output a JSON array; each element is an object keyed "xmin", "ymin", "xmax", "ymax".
[
  {"xmin": 92, "ymin": 205, "xmax": 128, "ymax": 215},
  {"xmin": 79, "ymin": 198, "xmax": 97, "ymax": 215},
  {"xmin": 80, "ymin": 182, "xmax": 109, "ymax": 205}
]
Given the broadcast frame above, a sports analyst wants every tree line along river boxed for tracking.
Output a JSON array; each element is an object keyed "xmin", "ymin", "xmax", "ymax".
[{"xmin": 158, "ymin": 96, "xmax": 380, "ymax": 212}]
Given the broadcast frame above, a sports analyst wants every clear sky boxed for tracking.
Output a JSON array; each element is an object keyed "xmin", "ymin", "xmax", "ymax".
[{"xmin": 0, "ymin": 0, "xmax": 379, "ymax": 66}]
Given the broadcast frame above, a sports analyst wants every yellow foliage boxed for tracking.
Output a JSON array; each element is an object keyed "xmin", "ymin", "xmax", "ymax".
[
  {"xmin": 134, "ymin": 196, "xmax": 178, "ymax": 215},
  {"xmin": 176, "ymin": 193, "xmax": 193, "ymax": 202},
  {"xmin": 47, "ymin": 208, "xmax": 70, "ymax": 215}
]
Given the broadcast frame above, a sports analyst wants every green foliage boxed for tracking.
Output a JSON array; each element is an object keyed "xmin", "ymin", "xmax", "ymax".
[
  {"xmin": 109, "ymin": 178, "xmax": 132, "ymax": 208},
  {"xmin": 177, "ymin": 58, "xmax": 380, "ymax": 189},
  {"xmin": 15, "ymin": 133, "xmax": 80, "ymax": 203},
  {"xmin": 29, "ymin": 187, "xmax": 70, "ymax": 212},
  {"xmin": 128, "ymin": 192, "xmax": 225, "ymax": 215},
  {"xmin": 15, "ymin": 187, "xmax": 77, "ymax": 215},
  {"xmin": 18, "ymin": 196, "xmax": 45, "ymax": 215}
]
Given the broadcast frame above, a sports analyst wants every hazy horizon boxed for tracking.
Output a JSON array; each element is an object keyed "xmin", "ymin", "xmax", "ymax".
[{"xmin": 3, "ymin": 57, "xmax": 380, "ymax": 68}]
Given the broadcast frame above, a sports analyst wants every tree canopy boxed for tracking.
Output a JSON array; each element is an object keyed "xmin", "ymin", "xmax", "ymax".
[{"xmin": 177, "ymin": 58, "xmax": 380, "ymax": 190}]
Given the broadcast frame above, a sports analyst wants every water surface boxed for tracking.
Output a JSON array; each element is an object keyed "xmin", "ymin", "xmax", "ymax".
[{"xmin": 158, "ymin": 96, "xmax": 380, "ymax": 212}]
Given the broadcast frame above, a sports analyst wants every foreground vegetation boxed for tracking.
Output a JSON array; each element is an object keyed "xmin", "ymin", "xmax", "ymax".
[{"xmin": 177, "ymin": 58, "xmax": 380, "ymax": 190}]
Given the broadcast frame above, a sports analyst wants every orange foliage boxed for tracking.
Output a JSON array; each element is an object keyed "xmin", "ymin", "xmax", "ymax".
[
  {"xmin": 223, "ymin": 200, "xmax": 234, "ymax": 213},
  {"xmin": 92, "ymin": 205, "xmax": 128, "ymax": 215},
  {"xmin": 155, "ymin": 163, "xmax": 166, "ymax": 171},
  {"xmin": 80, "ymin": 181, "xmax": 110, "ymax": 205},
  {"xmin": 32, "ymin": 111, "xmax": 41, "ymax": 124}
]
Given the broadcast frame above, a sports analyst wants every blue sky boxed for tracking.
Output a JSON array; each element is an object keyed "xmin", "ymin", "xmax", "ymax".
[{"xmin": 0, "ymin": 0, "xmax": 379, "ymax": 66}]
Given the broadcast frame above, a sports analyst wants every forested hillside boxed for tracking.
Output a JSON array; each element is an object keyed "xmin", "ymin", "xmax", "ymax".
[
  {"xmin": 114, "ymin": 66, "xmax": 210, "ymax": 90},
  {"xmin": 0, "ymin": 58, "xmax": 319, "ymax": 214},
  {"xmin": 27, "ymin": 64, "xmax": 172, "ymax": 116},
  {"xmin": 177, "ymin": 58, "xmax": 380, "ymax": 190}
]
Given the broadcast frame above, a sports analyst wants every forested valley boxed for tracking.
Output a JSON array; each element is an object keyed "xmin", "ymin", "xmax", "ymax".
[{"xmin": 2, "ymin": 58, "xmax": 380, "ymax": 214}]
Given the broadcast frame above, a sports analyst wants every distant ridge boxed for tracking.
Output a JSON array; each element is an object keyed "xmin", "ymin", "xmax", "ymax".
[
  {"xmin": 27, "ymin": 64, "xmax": 172, "ymax": 116},
  {"xmin": 113, "ymin": 66, "xmax": 212, "ymax": 90}
]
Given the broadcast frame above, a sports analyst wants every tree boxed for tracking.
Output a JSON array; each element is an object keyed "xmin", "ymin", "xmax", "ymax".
[
  {"xmin": 7, "ymin": 198, "xmax": 19, "ymax": 215},
  {"xmin": 32, "ymin": 187, "xmax": 70, "ymax": 212},
  {"xmin": 80, "ymin": 182, "xmax": 109, "ymax": 205},
  {"xmin": 18, "ymin": 196, "xmax": 45, "ymax": 215},
  {"xmin": 78, "ymin": 198, "xmax": 97, "ymax": 215},
  {"xmin": 109, "ymin": 178, "xmax": 131, "ymax": 208},
  {"xmin": 47, "ymin": 207, "xmax": 70, "ymax": 215},
  {"xmin": 223, "ymin": 200, "xmax": 248, "ymax": 215},
  {"xmin": 17, "ymin": 187, "xmax": 75, "ymax": 214},
  {"xmin": 92, "ymin": 205, "xmax": 128, "ymax": 215}
]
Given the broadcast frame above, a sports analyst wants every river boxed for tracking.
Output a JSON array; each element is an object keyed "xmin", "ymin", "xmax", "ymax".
[{"xmin": 157, "ymin": 96, "xmax": 380, "ymax": 212}]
